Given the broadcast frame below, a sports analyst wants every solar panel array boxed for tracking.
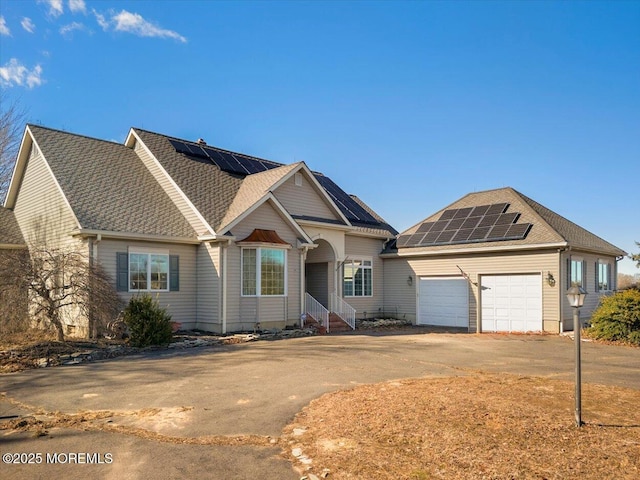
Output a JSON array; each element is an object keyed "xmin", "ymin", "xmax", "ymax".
[
  {"xmin": 397, "ymin": 203, "xmax": 533, "ymax": 248},
  {"xmin": 169, "ymin": 139, "xmax": 381, "ymax": 226},
  {"xmin": 169, "ymin": 139, "xmax": 282, "ymax": 175},
  {"xmin": 313, "ymin": 174, "xmax": 380, "ymax": 225}
]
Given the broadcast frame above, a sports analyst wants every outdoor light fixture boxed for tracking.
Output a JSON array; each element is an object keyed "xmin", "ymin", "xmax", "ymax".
[
  {"xmin": 546, "ymin": 272, "xmax": 556, "ymax": 287},
  {"xmin": 407, "ymin": 276, "xmax": 413, "ymax": 286},
  {"xmin": 566, "ymin": 284, "xmax": 587, "ymax": 427}
]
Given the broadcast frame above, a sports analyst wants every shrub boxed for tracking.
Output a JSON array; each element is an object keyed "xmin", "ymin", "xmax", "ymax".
[
  {"xmin": 123, "ymin": 294, "xmax": 173, "ymax": 347},
  {"xmin": 587, "ymin": 289, "xmax": 640, "ymax": 345}
]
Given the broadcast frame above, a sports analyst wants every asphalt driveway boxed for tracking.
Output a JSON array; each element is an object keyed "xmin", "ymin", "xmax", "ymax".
[{"xmin": 1, "ymin": 331, "xmax": 639, "ymax": 479}]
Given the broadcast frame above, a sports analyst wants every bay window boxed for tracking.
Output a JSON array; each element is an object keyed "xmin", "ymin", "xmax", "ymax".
[{"xmin": 242, "ymin": 247, "xmax": 286, "ymax": 296}]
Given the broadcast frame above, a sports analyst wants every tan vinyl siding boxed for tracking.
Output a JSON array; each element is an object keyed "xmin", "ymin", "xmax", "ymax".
[
  {"xmin": 196, "ymin": 242, "xmax": 220, "ymax": 331},
  {"xmin": 384, "ymin": 250, "xmax": 560, "ymax": 332},
  {"xmin": 226, "ymin": 201, "xmax": 302, "ymax": 331},
  {"xmin": 344, "ymin": 235, "xmax": 385, "ymax": 319},
  {"xmin": 273, "ymin": 174, "xmax": 340, "ymax": 221},
  {"xmin": 13, "ymin": 148, "xmax": 80, "ymax": 249},
  {"xmin": 560, "ymin": 250, "xmax": 618, "ymax": 329},
  {"xmin": 97, "ymin": 239, "xmax": 198, "ymax": 329},
  {"xmin": 133, "ymin": 139, "xmax": 210, "ymax": 235}
]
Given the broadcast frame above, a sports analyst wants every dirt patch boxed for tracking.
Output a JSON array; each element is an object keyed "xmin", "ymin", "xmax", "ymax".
[{"xmin": 283, "ymin": 374, "xmax": 640, "ymax": 479}]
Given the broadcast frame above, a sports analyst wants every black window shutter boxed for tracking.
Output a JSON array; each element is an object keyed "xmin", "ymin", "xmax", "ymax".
[
  {"xmin": 566, "ymin": 257, "xmax": 571, "ymax": 288},
  {"xmin": 116, "ymin": 252, "xmax": 128, "ymax": 292},
  {"xmin": 595, "ymin": 262, "xmax": 599, "ymax": 291},
  {"xmin": 170, "ymin": 255, "xmax": 179, "ymax": 291},
  {"xmin": 583, "ymin": 260, "xmax": 587, "ymax": 290}
]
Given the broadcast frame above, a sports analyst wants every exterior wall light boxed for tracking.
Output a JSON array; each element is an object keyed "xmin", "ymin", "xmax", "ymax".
[
  {"xmin": 407, "ymin": 276, "xmax": 413, "ymax": 286},
  {"xmin": 566, "ymin": 284, "xmax": 587, "ymax": 427},
  {"xmin": 546, "ymin": 272, "xmax": 556, "ymax": 287}
]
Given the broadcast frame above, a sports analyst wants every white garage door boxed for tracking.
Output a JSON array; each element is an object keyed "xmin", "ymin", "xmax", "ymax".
[
  {"xmin": 418, "ymin": 278, "xmax": 469, "ymax": 327},
  {"xmin": 481, "ymin": 274, "xmax": 542, "ymax": 332}
]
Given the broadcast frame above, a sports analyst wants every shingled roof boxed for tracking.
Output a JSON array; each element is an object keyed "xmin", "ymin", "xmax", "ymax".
[
  {"xmin": 134, "ymin": 128, "xmax": 396, "ymax": 237},
  {"xmin": 394, "ymin": 187, "xmax": 625, "ymax": 256},
  {"xmin": 0, "ymin": 206, "xmax": 25, "ymax": 246},
  {"xmin": 28, "ymin": 125, "xmax": 197, "ymax": 238}
]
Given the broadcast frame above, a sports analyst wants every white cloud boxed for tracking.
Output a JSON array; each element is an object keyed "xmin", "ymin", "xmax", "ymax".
[
  {"xmin": 38, "ymin": 0, "xmax": 64, "ymax": 18},
  {"xmin": 93, "ymin": 9, "xmax": 109, "ymax": 30},
  {"xmin": 93, "ymin": 9, "xmax": 186, "ymax": 43},
  {"xmin": 69, "ymin": 0, "xmax": 86, "ymax": 14},
  {"xmin": 21, "ymin": 17, "xmax": 36, "ymax": 33},
  {"xmin": 0, "ymin": 59, "xmax": 44, "ymax": 89},
  {"xmin": 0, "ymin": 16, "xmax": 10, "ymax": 36},
  {"xmin": 60, "ymin": 21, "xmax": 87, "ymax": 36}
]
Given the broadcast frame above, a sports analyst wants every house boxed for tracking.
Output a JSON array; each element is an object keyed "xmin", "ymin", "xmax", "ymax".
[
  {"xmin": 0, "ymin": 125, "xmax": 626, "ymax": 338},
  {"xmin": 2, "ymin": 125, "xmax": 396, "ymax": 337},
  {"xmin": 382, "ymin": 187, "xmax": 627, "ymax": 333}
]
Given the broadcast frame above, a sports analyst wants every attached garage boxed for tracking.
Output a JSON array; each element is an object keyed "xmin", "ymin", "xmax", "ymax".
[
  {"xmin": 418, "ymin": 278, "xmax": 469, "ymax": 327},
  {"xmin": 480, "ymin": 274, "xmax": 542, "ymax": 332}
]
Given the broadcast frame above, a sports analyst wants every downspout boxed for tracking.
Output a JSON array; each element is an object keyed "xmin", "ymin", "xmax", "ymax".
[
  {"xmin": 88, "ymin": 234, "xmax": 101, "ymax": 338},
  {"xmin": 615, "ymin": 255, "xmax": 624, "ymax": 291},
  {"xmin": 558, "ymin": 246, "xmax": 568, "ymax": 334},
  {"xmin": 222, "ymin": 241, "xmax": 228, "ymax": 335},
  {"xmin": 300, "ymin": 246, "xmax": 309, "ymax": 327}
]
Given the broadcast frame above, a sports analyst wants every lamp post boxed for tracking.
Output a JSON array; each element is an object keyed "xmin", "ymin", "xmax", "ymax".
[{"xmin": 566, "ymin": 284, "xmax": 587, "ymax": 427}]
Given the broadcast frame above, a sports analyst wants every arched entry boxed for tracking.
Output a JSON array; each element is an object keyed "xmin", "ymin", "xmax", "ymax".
[{"xmin": 305, "ymin": 239, "xmax": 336, "ymax": 308}]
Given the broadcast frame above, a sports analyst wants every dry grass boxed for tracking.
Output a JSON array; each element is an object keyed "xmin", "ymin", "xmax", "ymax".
[{"xmin": 283, "ymin": 374, "xmax": 640, "ymax": 479}]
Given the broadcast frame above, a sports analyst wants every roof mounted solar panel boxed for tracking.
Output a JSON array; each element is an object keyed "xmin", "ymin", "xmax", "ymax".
[
  {"xmin": 487, "ymin": 224, "xmax": 511, "ymax": 238},
  {"xmin": 486, "ymin": 203, "xmax": 509, "ymax": 215},
  {"xmin": 417, "ymin": 222, "xmax": 434, "ymax": 233},
  {"xmin": 398, "ymin": 201, "xmax": 533, "ymax": 248},
  {"xmin": 445, "ymin": 217, "xmax": 466, "ymax": 230},
  {"xmin": 453, "ymin": 207, "xmax": 474, "ymax": 219},
  {"xmin": 495, "ymin": 212, "xmax": 520, "ymax": 225},
  {"xmin": 506, "ymin": 223, "xmax": 532, "ymax": 238},
  {"xmin": 439, "ymin": 209, "xmax": 457, "ymax": 220},
  {"xmin": 467, "ymin": 226, "xmax": 491, "ymax": 241},
  {"xmin": 422, "ymin": 231, "xmax": 441, "ymax": 244},
  {"xmin": 436, "ymin": 230, "xmax": 456, "ymax": 243},
  {"xmin": 396, "ymin": 234, "xmax": 413, "ymax": 247},
  {"xmin": 470, "ymin": 204, "xmax": 491, "ymax": 217},
  {"xmin": 169, "ymin": 139, "xmax": 192, "ymax": 155},
  {"xmin": 461, "ymin": 217, "xmax": 481, "ymax": 229}
]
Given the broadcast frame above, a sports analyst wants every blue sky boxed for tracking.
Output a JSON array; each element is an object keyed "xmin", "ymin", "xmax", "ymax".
[{"xmin": 1, "ymin": 0, "xmax": 638, "ymax": 274}]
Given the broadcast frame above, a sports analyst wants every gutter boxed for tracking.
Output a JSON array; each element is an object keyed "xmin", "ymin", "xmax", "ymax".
[
  {"xmin": 380, "ymin": 241, "xmax": 569, "ymax": 258},
  {"xmin": 73, "ymin": 229, "xmax": 201, "ymax": 245}
]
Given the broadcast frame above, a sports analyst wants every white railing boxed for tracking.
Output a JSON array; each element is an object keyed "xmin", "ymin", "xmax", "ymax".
[
  {"xmin": 330, "ymin": 293, "xmax": 356, "ymax": 330},
  {"xmin": 305, "ymin": 293, "xmax": 329, "ymax": 332}
]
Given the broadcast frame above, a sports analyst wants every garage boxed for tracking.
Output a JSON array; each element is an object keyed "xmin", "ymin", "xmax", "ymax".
[
  {"xmin": 481, "ymin": 274, "xmax": 542, "ymax": 332},
  {"xmin": 418, "ymin": 278, "xmax": 469, "ymax": 327}
]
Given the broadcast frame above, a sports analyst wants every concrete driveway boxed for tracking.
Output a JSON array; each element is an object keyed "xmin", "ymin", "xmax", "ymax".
[{"xmin": 1, "ymin": 331, "xmax": 639, "ymax": 479}]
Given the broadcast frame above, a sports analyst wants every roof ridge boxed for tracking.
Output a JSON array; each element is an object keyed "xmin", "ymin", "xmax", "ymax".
[{"xmin": 28, "ymin": 124, "xmax": 125, "ymax": 147}]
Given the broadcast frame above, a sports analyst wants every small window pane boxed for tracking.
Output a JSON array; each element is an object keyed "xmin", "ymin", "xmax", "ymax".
[
  {"xmin": 243, "ymin": 249, "xmax": 257, "ymax": 296},
  {"xmin": 130, "ymin": 253, "xmax": 148, "ymax": 290},
  {"xmin": 570, "ymin": 260, "xmax": 583, "ymax": 287},
  {"xmin": 261, "ymin": 249, "xmax": 285, "ymax": 295},
  {"xmin": 150, "ymin": 255, "xmax": 169, "ymax": 290}
]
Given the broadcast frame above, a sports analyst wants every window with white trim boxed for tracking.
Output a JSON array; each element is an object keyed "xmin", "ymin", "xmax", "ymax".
[
  {"xmin": 343, "ymin": 258, "xmax": 372, "ymax": 297},
  {"xmin": 129, "ymin": 252, "xmax": 169, "ymax": 292},
  {"xmin": 569, "ymin": 257, "xmax": 585, "ymax": 288},
  {"xmin": 242, "ymin": 248, "xmax": 286, "ymax": 296},
  {"xmin": 597, "ymin": 261, "xmax": 610, "ymax": 291}
]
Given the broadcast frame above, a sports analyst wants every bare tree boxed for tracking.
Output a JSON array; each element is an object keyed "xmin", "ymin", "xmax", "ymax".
[
  {"xmin": 617, "ymin": 273, "xmax": 637, "ymax": 290},
  {"xmin": 0, "ymin": 96, "xmax": 27, "ymax": 203},
  {"xmin": 0, "ymin": 244, "xmax": 123, "ymax": 341},
  {"xmin": 0, "ymin": 250, "xmax": 30, "ymax": 335}
]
